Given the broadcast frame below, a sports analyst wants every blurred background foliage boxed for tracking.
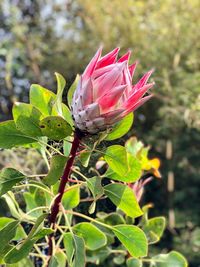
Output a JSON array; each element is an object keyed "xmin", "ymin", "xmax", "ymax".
[{"xmin": 0, "ymin": 0, "xmax": 199, "ymax": 266}]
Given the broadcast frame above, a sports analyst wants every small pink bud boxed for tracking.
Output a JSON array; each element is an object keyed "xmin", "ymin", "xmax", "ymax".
[{"xmin": 72, "ymin": 48, "xmax": 154, "ymax": 134}]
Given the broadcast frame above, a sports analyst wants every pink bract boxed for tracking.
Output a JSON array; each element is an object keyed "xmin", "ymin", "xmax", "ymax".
[{"xmin": 72, "ymin": 47, "xmax": 154, "ymax": 134}]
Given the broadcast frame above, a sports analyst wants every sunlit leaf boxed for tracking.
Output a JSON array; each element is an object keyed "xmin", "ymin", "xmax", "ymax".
[
  {"xmin": 0, "ymin": 220, "xmax": 19, "ymax": 256},
  {"xmin": 67, "ymin": 74, "xmax": 80, "ymax": 107},
  {"xmin": 104, "ymin": 183, "xmax": 143, "ymax": 218},
  {"xmin": 104, "ymin": 145, "xmax": 142, "ymax": 182},
  {"xmin": 43, "ymin": 155, "xmax": 67, "ymax": 186},
  {"xmin": 73, "ymin": 222, "xmax": 107, "ymax": 250},
  {"xmin": 143, "ymin": 217, "xmax": 166, "ymax": 244},
  {"xmin": 150, "ymin": 251, "xmax": 188, "ymax": 267},
  {"xmin": 6, "ymin": 257, "xmax": 34, "ymax": 267},
  {"xmin": 49, "ymin": 249, "xmax": 67, "ymax": 267},
  {"xmin": 53, "ymin": 72, "xmax": 66, "ymax": 116},
  {"xmin": 0, "ymin": 168, "xmax": 26, "ymax": 196},
  {"xmin": 87, "ymin": 177, "xmax": 103, "ymax": 199},
  {"xmin": 0, "ymin": 121, "xmax": 35, "ymax": 149},
  {"xmin": 2, "ymin": 193, "xmax": 24, "ymax": 220},
  {"xmin": 24, "ymin": 192, "xmax": 42, "ymax": 217},
  {"xmin": 4, "ymin": 240, "xmax": 35, "ymax": 264},
  {"xmin": 63, "ymin": 233, "xmax": 85, "ymax": 267},
  {"xmin": 39, "ymin": 116, "xmax": 72, "ymax": 140},
  {"xmin": 30, "ymin": 84, "xmax": 55, "ymax": 116},
  {"xmin": 113, "ymin": 225, "xmax": 148, "ymax": 258},
  {"xmin": 125, "ymin": 137, "xmax": 144, "ymax": 156},
  {"xmin": 101, "ymin": 213, "xmax": 126, "ymax": 226},
  {"xmin": 79, "ymin": 151, "xmax": 91, "ymax": 167},
  {"xmin": 12, "ymin": 102, "xmax": 42, "ymax": 137},
  {"xmin": 62, "ymin": 186, "xmax": 80, "ymax": 210},
  {"xmin": 105, "ymin": 113, "xmax": 134, "ymax": 141}
]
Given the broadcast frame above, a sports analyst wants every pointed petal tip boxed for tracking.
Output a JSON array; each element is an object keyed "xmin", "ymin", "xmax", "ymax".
[
  {"xmin": 118, "ymin": 50, "xmax": 132, "ymax": 63},
  {"xmin": 148, "ymin": 68, "xmax": 155, "ymax": 75}
]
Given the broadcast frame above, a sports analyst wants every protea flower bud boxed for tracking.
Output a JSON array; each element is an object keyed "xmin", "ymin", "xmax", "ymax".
[{"xmin": 72, "ymin": 48, "xmax": 154, "ymax": 134}]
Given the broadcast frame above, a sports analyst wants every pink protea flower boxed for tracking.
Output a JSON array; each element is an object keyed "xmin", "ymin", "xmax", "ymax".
[{"xmin": 72, "ymin": 48, "xmax": 154, "ymax": 134}]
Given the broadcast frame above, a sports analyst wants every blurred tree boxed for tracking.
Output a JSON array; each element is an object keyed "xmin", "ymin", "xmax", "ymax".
[{"xmin": 0, "ymin": 0, "xmax": 199, "ymax": 265}]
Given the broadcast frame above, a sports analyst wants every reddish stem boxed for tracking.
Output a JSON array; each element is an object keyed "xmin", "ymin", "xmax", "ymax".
[{"xmin": 47, "ymin": 129, "xmax": 83, "ymax": 260}]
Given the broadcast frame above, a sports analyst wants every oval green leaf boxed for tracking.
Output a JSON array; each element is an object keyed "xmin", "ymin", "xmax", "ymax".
[
  {"xmin": 105, "ymin": 113, "xmax": 133, "ymax": 141},
  {"xmin": 39, "ymin": 116, "xmax": 72, "ymax": 140},
  {"xmin": 113, "ymin": 225, "xmax": 148, "ymax": 258},
  {"xmin": 73, "ymin": 222, "xmax": 107, "ymax": 250},
  {"xmin": 150, "ymin": 251, "xmax": 188, "ymax": 267},
  {"xmin": 0, "ymin": 168, "xmax": 26, "ymax": 197},
  {"xmin": 62, "ymin": 186, "xmax": 80, "ymax": 210},
  {"xmin": 30, "ymin": 84, "xmax": 55, "ymax": 116},
  {"xmin": 43, "ymin": 155, "xmax": 67, "ymax": 186},
  {"xmin": 104, "ymin": 183, "xmax": 143, "ymax": 218},
  {"xmin": 0, "ymin": 121, "xmax": 35, "ymax": 149},
  {"xmin": 104, "ymin": 145, "xmax": 142, "ymax": 182},
  {"xmin": 12, "ymin": 102, "xmax": 42, "ymax": 137},
  {"xmin": 143, "ymin": 217, "xmax": 166, "ymax": 244}
]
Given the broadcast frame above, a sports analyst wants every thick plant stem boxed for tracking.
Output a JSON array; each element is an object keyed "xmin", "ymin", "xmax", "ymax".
[{"xmin": 47, "ymin": 129, "xmax": 83, "ymax": 260}]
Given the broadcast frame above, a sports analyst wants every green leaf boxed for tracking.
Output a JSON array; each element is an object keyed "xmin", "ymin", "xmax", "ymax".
[
  {"xmin": 113, "ymin": 225, "xmax": 148, "ymax": 258},
  {"xmin": 101, "ymin": 213, "xmax": 126, "ymax": 226},
  {"xmin": 87, "ymin": 177, "xmax": 103, "ymax": 199},
  {"xmin": 0, "ymin": 245, "xmax": 13, "ymax": 262},
  {"xmin": 104, "ymin": 145, "xmax": 142, "ymax": 182},
  {"xmin": 113, "ymin": 254, "xmax": 125, "ymax": 265},
  {"xmin": 150, "ymin": 251, "xmax": 188, "ymax": 267},
  {"xmin": 4, "ymin": 214, "xmax": 48, "ymax": 264},
  {"xmin": 67, "ymin": 74, "xmax": 80, "ymax": 107},
  {"xmin": 0, "ymin": 217, "xmax": 26, "ymax": 241},
  {"xmin": 63, "ymin": 233, "xmax": 75, "ymax": 266},
  {"xmin": 79, "ymin": 151, "xmax": 91, "ymax": 167},
  {"xmin": 4, "ymin": 239, "xmax": 35, "ymax": 264},
  {"xmin": 104, "ymin": 183, "xmax": 143, "ymax": 218},
  {"xmin": 12, "ymin": 102, "xmax": 42, "ymax": 137},
  {"xmin": 14, "ymin": 224, "xmax": 27, "ymax": 241},
  {"xmin": 125, "ymin": 137, "xmax": 144, "ymax": 156},
  {"xmin": 127, "ymin": 258, "xmax": 143, "ymax": 267},
  {"xmin": 49, "ymin": 250, "xmax": 67, "ymax": 267},
  {"xmin": 39, "ymin": 116, "xmax": 72, "ymax": 140},
  {"xmin": 25, "ymin": 213, "xmax": 48, "ymax": 241},
  {"xmin": 63, "ymin": 137, "xmax": 72, "ymax": 157},
  {"xmin": 143, "ymin": 217, "xmax": 166, "ymax": 244},
  {"xmin": 53, "ymin": 72, "xmax": 66, "ymax": 116},
  {"xmin": 0, "ymin": 221, "xmax": 19, "ymax": 255},
  {"xmin": 63, "ymin": 233, "xmax": 85, "ymax": 267},
  {"xmin": 33, "ymin": 228, "xmax": 54, "ymax": 240},
  {"xmin": 24, "ymin": 192, "xmax": 42, "ymax": 217},
  {"xmin": 73, "ymin": 235, "xmax": 85, "ymax": 267},
  {"xmin": 105, "ymin": 145, "xmax": 127, "ymax": 176},
  {"xmin": 6, "ymin": 257, "xmax": 34, "ymax": 267},
  {"xmin": 86, "ymin": 247, "xmax": 111, "ymax": 265},
  {"xmin": 0, "ymin": 168, "xmax": 26, "ymax": 196},
  {"xmin": 73, "ymin": 222, "xmax": 107, "ymax": 250},
  {"xmin": 62, "ymin": 186, "xmax": 80, "ymax": 210},
  {"xmin": 0, "ymin": 121, "xmax": 35, "ymax": 149},
  {"xmin": 105, "ymin": 113, "xmax": 133, "ymax": 141},
  {"xmin": 43, "ymin": 155, "xmax": 67, "ymax": 186},
  {"xmin": 30, "ymin": 84, "xmax": 55, "ymax": 116},
  {"xmin": 62, "ymin": 104, "xmax": 74, "ymax": 126},
  {"xmin": 2, "ymin": 193, "xmax": 23, "ymax": 220}
]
